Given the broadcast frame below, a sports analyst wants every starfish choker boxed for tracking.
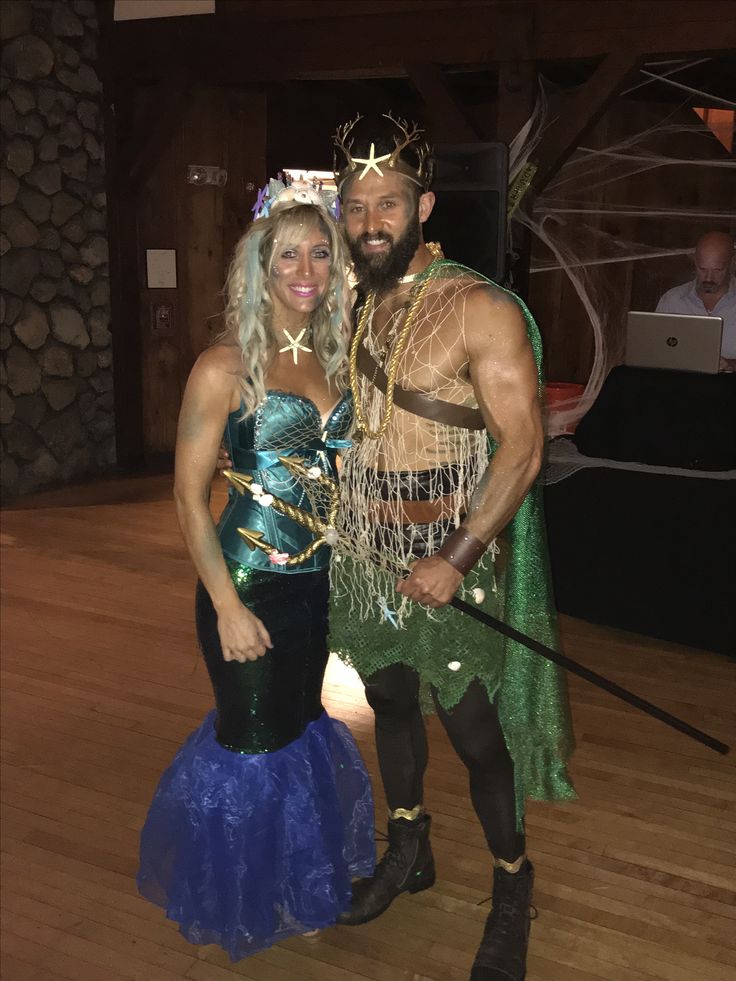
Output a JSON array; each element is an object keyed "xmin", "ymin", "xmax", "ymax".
[{"xmin": 278, "ymin": 326, "xmax": 312, "ymax": 365}]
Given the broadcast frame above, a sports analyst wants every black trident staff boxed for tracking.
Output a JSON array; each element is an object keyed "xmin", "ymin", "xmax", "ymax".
[
  {"xmin": 447, "ymin": 595, "xmax": 729, "ymax": 755},
  {"xmin": 224, "ymin": 460, "xmax": 730, "ymax": 757}
]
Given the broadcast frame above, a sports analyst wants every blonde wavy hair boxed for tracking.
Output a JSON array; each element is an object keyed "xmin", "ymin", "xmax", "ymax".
[{"xmin": 223, "ymin": 202, "xmax": 352, "ymax": 417}]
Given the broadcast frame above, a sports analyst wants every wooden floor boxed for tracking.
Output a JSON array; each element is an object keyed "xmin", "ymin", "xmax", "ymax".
[{"xmin": 1, "ymin": 474, "xmax": 735, "ymax": 981}]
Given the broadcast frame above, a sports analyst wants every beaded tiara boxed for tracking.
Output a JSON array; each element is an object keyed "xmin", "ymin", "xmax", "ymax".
[{"xmin": 252, "ymin": 174, "xmax": 339, "ymax": 221}]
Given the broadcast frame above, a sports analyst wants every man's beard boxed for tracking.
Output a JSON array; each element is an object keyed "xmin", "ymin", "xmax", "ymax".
[
  {"xmin": 347, "ymin": 217, "xmax": 421, "ymax": 293},
  {"xmin": 699, "ymin": 280, "xmax": 718, "ymax": 293}
]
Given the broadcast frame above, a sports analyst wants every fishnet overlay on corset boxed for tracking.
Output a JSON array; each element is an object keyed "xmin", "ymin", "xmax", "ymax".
[{"xmin": 248, "ymin": 392, "xmax": 342, "ymax": 511}]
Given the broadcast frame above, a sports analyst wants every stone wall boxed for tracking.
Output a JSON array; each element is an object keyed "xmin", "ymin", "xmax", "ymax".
[{"xmin": 1, "ymin": 0, "xmax": 114, "ymax": 498}]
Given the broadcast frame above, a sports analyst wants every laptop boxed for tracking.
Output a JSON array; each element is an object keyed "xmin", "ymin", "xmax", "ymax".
[{"xmin": 625, "ymin": 311, "xmax": 723, "ymax": 374}]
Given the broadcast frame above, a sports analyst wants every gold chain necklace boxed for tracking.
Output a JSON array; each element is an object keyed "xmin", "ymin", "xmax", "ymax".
[{"xmin": 349, "ymin": 267, "xmax": 436, "ymax": 439}]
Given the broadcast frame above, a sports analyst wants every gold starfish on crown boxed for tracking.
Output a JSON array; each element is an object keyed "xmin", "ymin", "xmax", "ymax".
[{"xmin": 352, "ymin": 142, "xmax": 392, "ymax": 180}]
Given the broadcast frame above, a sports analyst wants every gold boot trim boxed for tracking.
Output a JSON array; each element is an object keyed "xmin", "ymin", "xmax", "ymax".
[
  {"xmin": 389, "ymin": 804, "xmax": 424, "ymax": 822},
  {"xmin": 494, "ymin": 854, "xmax": 526, "ymax": 874}
]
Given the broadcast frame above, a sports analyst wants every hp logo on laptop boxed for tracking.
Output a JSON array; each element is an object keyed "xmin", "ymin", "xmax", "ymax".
[{"xmin": 666, "ymin": 336, "xmax": 678, "ymax": 347}]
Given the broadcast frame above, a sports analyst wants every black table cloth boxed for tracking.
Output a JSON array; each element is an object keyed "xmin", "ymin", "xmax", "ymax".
[{"xmin": 545, "ymin": 367, "xmax": 736, "ymax": 656}]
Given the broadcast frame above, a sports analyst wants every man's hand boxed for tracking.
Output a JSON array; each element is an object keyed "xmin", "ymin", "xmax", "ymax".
[
  {"xmin": 719, "ymin": 357, "xmax": 736, "ymax": 373},
  {"xmin": 396, "ymin": 556, "xmax": 463, "ymax": 608},
  {"xmin": 217, "ymin": 443, "xmax": 233, "ymax": 471}
]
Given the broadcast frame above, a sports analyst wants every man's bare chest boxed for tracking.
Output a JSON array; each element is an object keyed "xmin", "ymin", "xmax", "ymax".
[{"xmin": 366, "ymin": 302, "xmax": 469, "ymax": 394}]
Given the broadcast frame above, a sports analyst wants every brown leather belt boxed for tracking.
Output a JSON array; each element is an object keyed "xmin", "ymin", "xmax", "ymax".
[
  {"xmin": 372, "ymin": 495, "xmax": 460, "ymax": 524},
  {"xmin": 355, "ymin": 344, "xmax": 486, "ymax": 431}
]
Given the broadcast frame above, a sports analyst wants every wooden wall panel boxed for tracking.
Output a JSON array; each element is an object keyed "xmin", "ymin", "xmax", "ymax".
[
  {"xmin": 181, "ymin": 91, "xmax": 226, "ymax": 364},
  {"xmin": 138, "ymin": 120, "xmax": 183, "ymax": 459},
  {"xmin": 223, "ymin": 94, "xmax": 268, "ymax": 275},
  {"xmin": 135, "ymin": 89, "xmax": 266, "ymax": 461}
]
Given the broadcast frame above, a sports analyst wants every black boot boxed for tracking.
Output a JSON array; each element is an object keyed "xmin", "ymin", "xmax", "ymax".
[
  {"xmin": 470, "ymin": 859, "xmax": 534, "ymax": 981},
  {"xmin": 337, "ymin": 813, "xmax": 435, "ymax": 926}
]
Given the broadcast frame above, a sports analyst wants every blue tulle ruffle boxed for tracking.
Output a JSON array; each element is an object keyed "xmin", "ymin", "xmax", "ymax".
[{"xmin": 137, "ymin": 710, "xmax": 375, "ymax": 960}]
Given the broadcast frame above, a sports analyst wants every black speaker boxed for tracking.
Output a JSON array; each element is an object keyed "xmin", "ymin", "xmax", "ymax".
[{"xmin": 423, "ymin": 142, "xmax": 508, "ymax": 282}]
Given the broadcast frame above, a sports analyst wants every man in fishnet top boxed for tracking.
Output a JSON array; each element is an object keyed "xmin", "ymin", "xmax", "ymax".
[{"xmin": 328, "ymin": 114, "xmax": 576, "ymax": 981}]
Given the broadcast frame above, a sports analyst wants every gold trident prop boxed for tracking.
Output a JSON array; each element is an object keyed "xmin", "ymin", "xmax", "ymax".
[{"xmin": 223, "ymin": 457, "xmax": 340, "ymax": 567}]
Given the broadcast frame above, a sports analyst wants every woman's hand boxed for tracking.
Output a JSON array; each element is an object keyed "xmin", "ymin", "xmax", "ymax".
[{"xmin": 217, "ymin": 602, "xmax": 273, "ymax": 662}]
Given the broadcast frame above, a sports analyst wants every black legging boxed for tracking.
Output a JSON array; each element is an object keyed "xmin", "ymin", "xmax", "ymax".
[{"xmin": 363, "ymin": 663, "xmax": 525, "ymax": 863}]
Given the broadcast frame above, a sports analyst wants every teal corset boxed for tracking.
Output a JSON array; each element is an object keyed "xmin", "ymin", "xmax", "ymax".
[{"xmin": 217, "ymin": 390, "xmax": 353, "ymax": 574}]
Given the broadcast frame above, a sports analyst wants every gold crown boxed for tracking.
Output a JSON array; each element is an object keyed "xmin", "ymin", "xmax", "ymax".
[{"xmin": 333, "ymin": 113, "xmax": 433, "ymax": 193}]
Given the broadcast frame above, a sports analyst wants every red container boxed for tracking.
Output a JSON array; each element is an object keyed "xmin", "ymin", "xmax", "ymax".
[{"xmin": 545, "ymin": 382, "xmax": 585, "ymax": 434}]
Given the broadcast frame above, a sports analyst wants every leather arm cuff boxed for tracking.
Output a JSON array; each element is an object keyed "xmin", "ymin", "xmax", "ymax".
[{"xmin": 436, "ymin": 527, "xmax": 487, "ymax": 576}]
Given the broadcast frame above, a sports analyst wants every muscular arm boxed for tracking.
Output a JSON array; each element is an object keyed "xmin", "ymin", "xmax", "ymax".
[
  {"xmin": 174, "ymin": 349, "xmax": 271, "ymax": 659},
  {"xmin": 397, "ymin": 286, "xmax": 542, "ymax": 607},
  {"xmin": 461, "ymin": 285, "xmax": 543, "ymax": 543}
]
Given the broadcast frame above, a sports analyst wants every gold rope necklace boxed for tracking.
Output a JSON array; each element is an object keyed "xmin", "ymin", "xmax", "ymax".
[{"xmin": 349, "ymin": 265, "xmax": 437, "ymax": 439}]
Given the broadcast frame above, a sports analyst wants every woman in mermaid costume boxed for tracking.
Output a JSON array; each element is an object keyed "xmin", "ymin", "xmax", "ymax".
[{"xmin": 137, "ymin": 189, "xmax": 375, "ymax": 960}]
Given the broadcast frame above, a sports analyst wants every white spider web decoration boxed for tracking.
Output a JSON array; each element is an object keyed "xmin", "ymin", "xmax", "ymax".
[{"xmin": 510, "ymin": 66, "xmax": 735, "ymax": 449}]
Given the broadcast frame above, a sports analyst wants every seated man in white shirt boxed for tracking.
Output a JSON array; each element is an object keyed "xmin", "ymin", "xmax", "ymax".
[{"xmin": 656, "ymin": 230, "xmax": 736, "ymax": 372}]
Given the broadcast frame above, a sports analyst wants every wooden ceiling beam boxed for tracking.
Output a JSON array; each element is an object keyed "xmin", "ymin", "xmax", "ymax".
[
  {"xmin": 122, "ymin": 75, "xmax": 193, "ymax": 193},
  {"xmin": 530, "ymin": 51, "xmax": 643, "ymax": 194},
  {"xmin": 495, "ymin": 2, "xmax": 536, "ymax": 145},
  {"xmin": 215, "ymin": 0, "xmax": 474, "ymax": 21},
  {"xmin": 406, "ymin": 62, "xmax": 483, "ymax": 141},
  {"xmin": 111, "ymin": 1, "xmax": 736, "ymax": 84}
]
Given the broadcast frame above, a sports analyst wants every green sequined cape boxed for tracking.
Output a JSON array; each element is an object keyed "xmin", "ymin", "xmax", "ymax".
[{"xmin": 329, "ymin": 260, "xmax": 576, "ymax": 820}]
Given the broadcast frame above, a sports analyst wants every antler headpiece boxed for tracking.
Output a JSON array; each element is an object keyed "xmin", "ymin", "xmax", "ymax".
[{"xmin": 333, "ymin": 112, "xmax": 434, "ymax": 193}]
